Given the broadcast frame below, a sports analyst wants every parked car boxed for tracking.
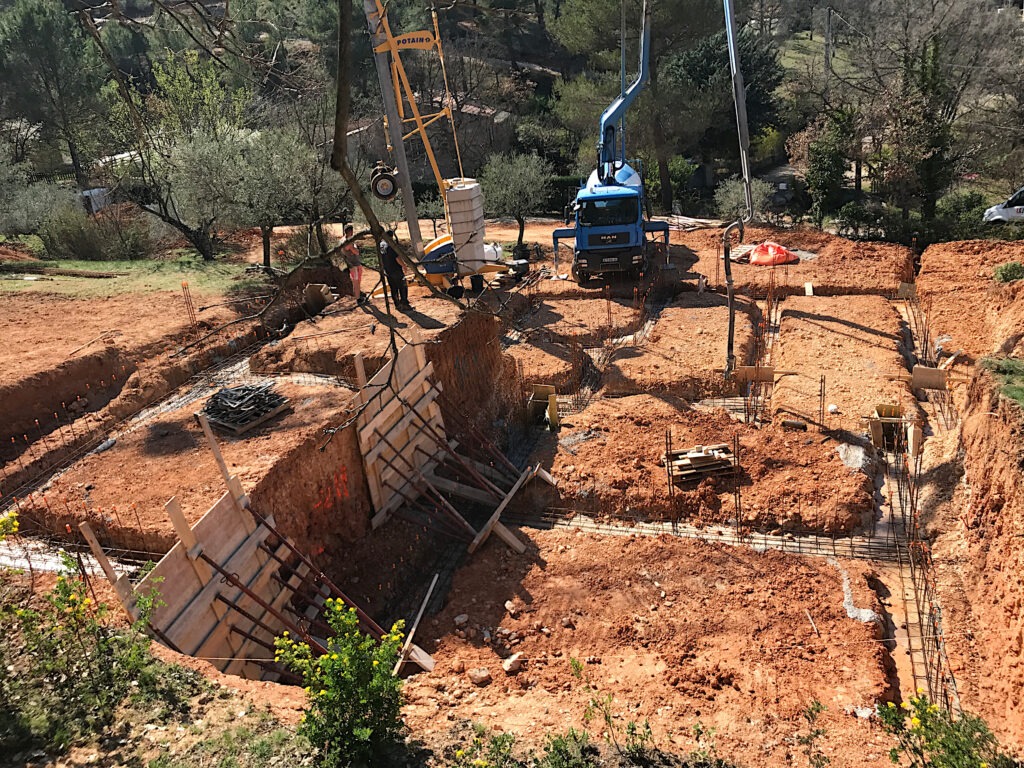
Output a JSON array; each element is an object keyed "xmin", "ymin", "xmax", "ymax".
[{"xmin": 984, "ymin": 185, "xmax": 1024, "ymax": 224}]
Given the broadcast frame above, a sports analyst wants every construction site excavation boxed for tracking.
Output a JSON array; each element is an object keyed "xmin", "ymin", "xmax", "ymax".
[{"xmin": 5, "ymin": 219, "xmax": 1024, "ymax": 766}]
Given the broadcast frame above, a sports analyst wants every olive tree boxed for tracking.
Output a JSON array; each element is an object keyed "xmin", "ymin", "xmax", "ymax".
[{"xmin": 479, "ymin": 152, "xmax": 553, "ymax": 248}]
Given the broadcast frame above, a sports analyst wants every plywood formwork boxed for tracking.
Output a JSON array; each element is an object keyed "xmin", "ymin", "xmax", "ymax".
[
  {"xmin": 351, "ymin": 337, "xmax": 548, "ymax": 554},
  {"xmin": 352, "ymin": 336, "xmax": 446, "ymax": 529}
]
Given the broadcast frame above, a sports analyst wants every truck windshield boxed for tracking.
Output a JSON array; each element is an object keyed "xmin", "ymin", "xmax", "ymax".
[{"xmin": 579, "ymin": 197, "xmax": 639, "ymax": 227}]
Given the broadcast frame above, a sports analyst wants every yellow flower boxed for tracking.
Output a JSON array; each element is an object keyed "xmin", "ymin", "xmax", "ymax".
[
  {"xmin": 319, "ymin": 689, "xmax": 328, "ymax": 696},
  {"xmin": 372, "ymin": 660, "xmax": 379, "ymax": 666},
  {"xmin": 304, "ymin": 686, "xmax": 311, "ymax": 693},
  {"xmin": 911, "ymin": 717, "xmax": 921, "ymax": 727},
  {"xmin": 456, "ymin": 749, "xmax": 464, "ymax": 758},
  {"xmin": 887, "ymin": 702, "xmax": 895, "ymax": 708},
  {"xmin": 901, "ymin": 702, "xmax": 911, "ymax": 710},
  {"xmin": 916, "ymin": 687, "xmax": 925, "ymax": 695},
  {"xmin": 332, "ymin": 653, "xmax": 339, "ymax": 660},
  {"xmin": 929, "ymin": 705, "xmax": 939, "ymax": 713},
  {"xmin": 981, "ymin": 762, "xmax": 989, "ymax": 768}
]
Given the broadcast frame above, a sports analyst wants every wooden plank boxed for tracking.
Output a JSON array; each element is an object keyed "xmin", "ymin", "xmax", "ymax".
[
  {"xmin": 492, "ymin": 521, "xmax": 527, "ymax": 554},
  {"xmin": 468, "ymin": 466, "xmax": 535, "ymax": 554},
  {"xmin": 354, "ymin": 352, "xmax": 368, "ymax": 388},
  {"xmin": 160, "ymin": 523, "xmax": 271, "ymax": 652},
  {"xmin": 78, "ymin": 521, "xmax": 137, "ymax": 613},
  {"xmin": 533, "ymin": 466, "xmax": 557, "ymax": 488},
  {"xmin": 196, "ymin": 412, "xmax": 233, "ymax": 487},
  {"xmin": 394, "ymin": 573, "xmax": 439, "ymax": 675},
  {"xmin": 362, "ymin": 387, "xmax": 441, "ymax": 464},
  {"xmin": 371, "ymin": 445, "xmax": 447, "ymax": 528},
  {"xmin": 165, "ymin": 496, "xmax": 202, "ymax": 559},
  {"xmin": 358, "ymin": 362, "xmax": 435, "ymax": 444},
  {"xmin": 911, "ymin": 365, "xmax": 947, "ymax": 391},
  {"xmin": 423, "ymin": 472, "xmax": 500, "ymax": 505}
]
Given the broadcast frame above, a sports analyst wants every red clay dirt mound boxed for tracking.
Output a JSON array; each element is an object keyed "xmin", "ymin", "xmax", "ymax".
[
  {"xmin": 529, "ymin": 394, "xmax": 874, "ymax": 533},
  {"xmin": 404, "ymin": 527, "xmax": 893, "ymax": 768},
  {"xmin": 674, "ymin": 225, "xmax": 914, "ymax": 296},
  {"xmin": 917, "ymin": 239, "xmax": 1024, "ymax": 361},
  {"xmin": 16, "ymin": 382, "xmax": 356, "ymax": 554}
]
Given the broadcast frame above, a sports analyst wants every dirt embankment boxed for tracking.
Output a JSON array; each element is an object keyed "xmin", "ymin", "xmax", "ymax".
[
  {"xmin": 925, "ymin": 372, "xmax": 1024, "ymax": 751},
  {"xmin": 528, "ymin": 395, "xmax": 874, "ymax": 533},
  {"xmin": 675, "ymin": 225, "xmax": 914, "ymax": 297},
  {"xmin": 917, "ymin": 239, "xmax": 1024, "ymax": 362},
  {"xmin": 16, "ymin": 383, "xmax": 354, "ymax": 554},
  {"xmin": 0, "ymin": 324, "xmax": 261, "ymax": 503},
  {"xmin": 404, "ymin": 528, "xmax": 893, "ymax": 768}
]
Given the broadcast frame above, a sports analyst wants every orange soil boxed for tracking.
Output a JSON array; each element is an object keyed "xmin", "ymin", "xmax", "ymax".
[
  {"xmin": 531, "ymin": 395, "xmax": 873, "ymax": 533},
  {"xmin": 772, "ymin": 295, "xmax": 916, "ymax": 430},
  {"xmin": 404, "ymin": 527, "xmax": 895, "ymax": 768}
]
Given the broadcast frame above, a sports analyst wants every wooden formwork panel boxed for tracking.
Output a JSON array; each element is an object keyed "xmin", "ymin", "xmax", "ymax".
[{"xmin": 354, "ymin": 338, "xmax": 446, "ymax": 523}]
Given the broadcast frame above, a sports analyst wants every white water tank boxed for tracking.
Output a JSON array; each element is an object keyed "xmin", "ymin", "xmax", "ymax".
[{"xmin": 445, "ymin": 178, "xmax": 486, "ymax": 274}]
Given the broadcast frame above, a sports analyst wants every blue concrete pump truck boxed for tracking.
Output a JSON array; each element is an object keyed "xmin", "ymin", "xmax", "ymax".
[{"xmin": 553, "ymin": 0, "xmax": 669, "ymax": 284}]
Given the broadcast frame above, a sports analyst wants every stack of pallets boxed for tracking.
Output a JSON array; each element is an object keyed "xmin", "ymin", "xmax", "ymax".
[{"xmin": 661, "ymin": 443, "xmax": 737, "ymax": 485}]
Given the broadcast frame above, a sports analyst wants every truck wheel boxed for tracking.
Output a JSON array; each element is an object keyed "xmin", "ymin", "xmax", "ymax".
[{"xmin": 572, "ymin": 265, "xmax": 590, "ymax": 284}]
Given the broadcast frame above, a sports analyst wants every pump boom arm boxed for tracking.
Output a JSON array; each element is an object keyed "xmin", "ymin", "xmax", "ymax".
[{"xmin": 596, "ymin": 0, "xmax": 651, "ymax": 178}]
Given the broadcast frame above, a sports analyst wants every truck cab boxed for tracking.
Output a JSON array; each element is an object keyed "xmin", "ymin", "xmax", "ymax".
[
  {"xmin": 984, "ymin": 185, "xmax": 1024, "ymax": 224},
  {"xmin": 567, "ymin": 167, "xmax": 646, "ymax": 282}
]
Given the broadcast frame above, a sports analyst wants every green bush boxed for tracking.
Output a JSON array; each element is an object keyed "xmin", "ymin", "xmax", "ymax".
[
  {"xmin": 714, "ymin": 176, "xmax": 775, "ymax": 221},
  {"xmin": 878, "ymin": 694, "xmax": 1017, "ymax": 768},
  {"xmin": 835, "ymin": 202, "xmax": 884, "ymax": 239},
  {"xmin": 1, "ymin": 554, "xmax": 164, "ymax": 750},
  {"xmin": 993, "ymin": 261, "xmax": 1024, "ymax": 283},
  {"xmin": 274, "ymin": 600, "xmax": 405, "ymax": 767},
  {"xmin": 38, "ymin": 204, "xmax": 107, "ymax": 260}
]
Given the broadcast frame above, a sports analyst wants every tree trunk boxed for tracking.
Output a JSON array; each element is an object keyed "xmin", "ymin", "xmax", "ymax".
[
  {"xmin": 67, "ymin": 137, "xmax": 88, "ymax": 191},
  {"xmin": 649, "ymin": 109, "xmax": 673, "ymax": 212},
  {"xmin": 261, "ymin": 226, "xmax": 273, "ymax": 268},
  {"xmin": 854, "ymin": 158, "xmax": 862, "ymax": 195},
  {"xmin": 922, "ymin": 196, "xmax": 937, "ymax": 222},
  {"xmin": 553, "ymin": 0, "xmax": 561, "ymax": 19},
  {"xmin": 534, "ymin": 0, "xmax": 545, "ymax": 29},
  {"xmin": 516, "ymin": 215, "xmax": 526, "ymax": 247},
  {"xmin": 315, "ymin": 221, "xmax": 329, "ymax": 253}
]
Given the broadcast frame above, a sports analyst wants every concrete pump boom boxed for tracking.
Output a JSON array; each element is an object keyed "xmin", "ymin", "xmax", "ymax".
[{"xmin": 597, "ymin": 0, "xmax": 651, "ymax": 182}]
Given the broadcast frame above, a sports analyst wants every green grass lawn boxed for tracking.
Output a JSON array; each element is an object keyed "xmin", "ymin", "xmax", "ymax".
[{"xmin": 0, "ymin": 252, "xmax": 272, "ymax": 299}]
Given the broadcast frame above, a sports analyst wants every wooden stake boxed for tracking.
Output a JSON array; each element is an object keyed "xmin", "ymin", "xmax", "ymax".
[{"xmin": 393, "ymin": 573, "xmax": 439, "ymax": 675}]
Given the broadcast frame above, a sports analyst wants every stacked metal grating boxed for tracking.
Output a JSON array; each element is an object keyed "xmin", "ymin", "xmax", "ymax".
[{"xmin": 202, "ymin": 383, "xmax": 289, "ymax": 435}]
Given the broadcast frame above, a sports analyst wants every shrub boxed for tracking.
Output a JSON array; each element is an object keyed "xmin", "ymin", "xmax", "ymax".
[
  {"xmin": 993, "ymin": 261, "xmax": 1024, "ymax": 283},
  {"xmin": 0, "ymin": 509, "xmax": 17, "ymax": 538},
  {"xmin": 935, "ymin": 190, "xmax": 990, "ymax": 241},
  {"xmin": 835, "ymin": 202, "xmax": 883, "ymax": 239},
  {"xmin": 274, "ymin": 600, "xmax": 405, "ymax": 767},
  {"xmin": 1, "ymin": 553, "xmax": 163, "ymax": 750},
  {"xmin": 38, "ymin": 204, "xmax": 107, "ymax": 260},
  {"xmin": 878, "ymin": 693, "xmax": 1017, "ymax": 768},
  {"xmin": 714, "ymin": 176, "xmax": 775, "ymax": 221}
]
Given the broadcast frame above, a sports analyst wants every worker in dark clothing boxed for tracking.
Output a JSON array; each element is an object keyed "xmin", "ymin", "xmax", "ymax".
[{"xmin": 379, "ymin": 230, "xmax": 411, "ymax": 310}]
